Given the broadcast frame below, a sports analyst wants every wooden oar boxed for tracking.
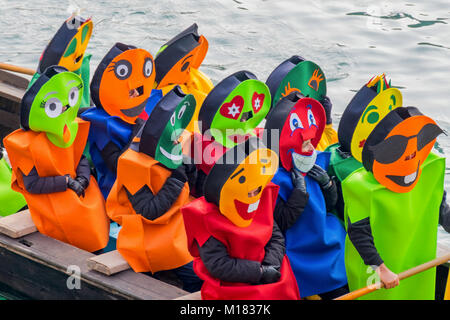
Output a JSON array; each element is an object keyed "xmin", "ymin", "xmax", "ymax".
[
  {"xmin": 0, "ymin": 62, "xmax": 35, "ymax": 76},
  {"xmin": 335, "ymin": 252, "xmax": 450, "ymax": 300}
]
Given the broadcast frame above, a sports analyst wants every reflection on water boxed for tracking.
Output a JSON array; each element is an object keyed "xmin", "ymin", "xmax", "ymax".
[{"xmin": 0, "ymin": 0, "xmax": 449, "ymax": 188}]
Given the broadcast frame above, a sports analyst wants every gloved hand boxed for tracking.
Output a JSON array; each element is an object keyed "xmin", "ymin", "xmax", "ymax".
[
  {"xmin": 307, "ymin": 164, "xmax": 332, "ymax": 188},
  {"xmin": 67, "ymin": 176, "xmax": 85, "ymax": 197},
  {"xmin": 75, "ymin": 176, "xmax": 89, "ymax": 190},
  {"xmin": 170, "ymin": 164, "xmax": 188, "ymax": 183},
  {"xmin": 320, "ymin": 96, "xmax": 333, "ymax": 125},
  {"xmin": 259, "ymin": 265, "xmax": 281, "ymax": 284},
  {"xmin": 291, "ymin": 169, "xmax": 307, "ymax": 194}
]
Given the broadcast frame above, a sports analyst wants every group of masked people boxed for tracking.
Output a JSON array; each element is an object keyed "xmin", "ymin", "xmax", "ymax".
[{"xmin": 1, "ymin": 14, "xmax": 450, "ymax": 300}]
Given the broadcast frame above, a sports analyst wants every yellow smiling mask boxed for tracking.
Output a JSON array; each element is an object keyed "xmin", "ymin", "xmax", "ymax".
[{"xmin": 338, "ymin": 74, "xmax": 402, "ymax": 162}]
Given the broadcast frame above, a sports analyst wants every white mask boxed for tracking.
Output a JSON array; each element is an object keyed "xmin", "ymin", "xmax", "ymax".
[{"xmin": 292, "ymin": 149, "xmax": 317, "ymax": 174}]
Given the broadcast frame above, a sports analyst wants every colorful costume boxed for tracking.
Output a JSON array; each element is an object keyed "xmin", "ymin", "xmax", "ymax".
[
  {"xmin": 30, "ymin": 15, "xmax": 93, "ymax": 109},
  {"xmin": 81, "ymin": 43, "xmax": 156, "ymax": 198},
  {"xmin": 343, "ymin": 106, "xmax": 444, "ymax": 299},
  {"xmin": 106, "ymin": 87, "xmax": 196, "ymax": 275},
  {"xmin": 266, "ymin": 55, "xmax": 337, "ymax": 151},
  {"xmin": 151, "ymin": 23, "xmax": 213, "ymax": 133},
  {"xmin": 326, "ymin": 74, "xmax": 403, "ymax": 219},
  {"xmin": 3, "ymin": 66, "xmax": 109, "ymax": 252},
  {"xmin": 265, "ymin": 92, "xmax": 348, "ymax": 297},
  {"xmin": 0, "ymin": 149, "xmax": 26, "ymax": 216},
  {"xmin": 182, "ymin": 137, "xmax": 300, "ymax": 300},
  {"xmin": 191, "ymin": 70, "xmax": 271, "ymax": 196}
]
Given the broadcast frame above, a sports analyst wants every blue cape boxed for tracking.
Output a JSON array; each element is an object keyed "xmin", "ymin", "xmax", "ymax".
[
  {"xmin": 81, "ymin": 108, "xmax": 134, "ymax": 199},
  {"xmin": 272, "ymin": 151, "xmax": 347, "ymax": 297}
]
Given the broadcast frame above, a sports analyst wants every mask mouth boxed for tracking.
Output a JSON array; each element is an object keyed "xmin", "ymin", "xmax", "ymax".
[
  {"xmin": 240, "ymin": 111, "xmax": 253, "ymax": 122},
  {"xmin": 121, "ymin": 99, "xmax": 147, "ymax": 118},
  {"xmin": 291, "ymin": 150, "xmax": 317, "ymax": 173},
  {"xmin": 234, "ymin": 198, "xmax": 261, "ymax": 221},
  {"xmin": 63, "ymin": 124, "xmax": 71, "ymax": 143},
  {"xmin": 248, "ymin": 186, "xmax": 262, "ymax": 198},
  {"xmin": 129, "ymin": 86, "xmax": 144, "ymax": 99},
  {"xmin": 75, "ymin": 53, "xmax": 83, "ymax": 63},
  {"xmin": 386, "ymin": 161, "xmax": 420, "ymax": 187}
]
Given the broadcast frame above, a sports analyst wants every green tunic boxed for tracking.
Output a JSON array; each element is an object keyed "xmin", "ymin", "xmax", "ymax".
[
  {"xmin": 0, "ymin": 158, "xmax": 26, "ymax": 216},
  {"xmin": 326, "ymin": 143, "xmax": 362, "ymax": 182},
  {"xmin": 342, "ymin": 152, "xmax": 445, "ymax": 299}
]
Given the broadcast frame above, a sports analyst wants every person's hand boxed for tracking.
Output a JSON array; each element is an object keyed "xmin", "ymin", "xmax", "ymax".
[
  {"xmin": 67, "ymin": 176, "xmax": 85, "ymax": 197},
  {"xmin": 376, "ymin": 263, "xmax": 400, "ymax": 289},
  {"xmin": 75, "ymin": 176, "xmax": 89, "ymax": 189},
  {"xmin": 170, "ymin": 164, "xmax": 188, "ymax": 183},
  {"xmin": 320, "ymin": 95, "xmax": 333, "ymax": 125},
  {"xmin": 259, "ymin": 265, "xmax": 281, "ymax": 284},
  {"xmin": 291, "ymin": 169, "xmax": 307, "ymax": 193},
  {"xmin": 307, "ymin": 164, "xmax": 332, "ymax": 188}
]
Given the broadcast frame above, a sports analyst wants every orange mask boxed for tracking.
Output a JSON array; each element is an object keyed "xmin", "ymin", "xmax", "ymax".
[
  {"xmin": 204, "ymin": 137, "xmax": 279, "ymax": 227},
  {"xmin": 91, "ymin": 43, "xmax": 156, "ymax": 124},
  {"xmin": 362, "ymin": 107, "xmax": 443, "ymax": 193},
  {"xmin": 154, "ymin": 23, "xmax": 208, "ymax": 88}
]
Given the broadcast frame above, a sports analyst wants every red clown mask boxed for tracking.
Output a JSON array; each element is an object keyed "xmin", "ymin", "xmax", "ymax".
[{"xmin": 264, "ymin": 92, "xmax": 325, "ymax": 173}]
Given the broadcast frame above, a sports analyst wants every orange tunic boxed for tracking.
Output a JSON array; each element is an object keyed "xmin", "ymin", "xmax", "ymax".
[
  {"xmin": 3, "ymin": 119, "xmax": 109, "ymax": 252},
  {"xmin": 106, "ymin": 148, "xmax": 193, "ymax": 273}
]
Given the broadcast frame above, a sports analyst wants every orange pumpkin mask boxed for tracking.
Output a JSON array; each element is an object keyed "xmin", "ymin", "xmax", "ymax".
[
  {"xmin": 204, "ymin": 137, "xmax": 279, "ymax": 228},
  {"xmin": 90, "ymin": 43, "xmax": 156, "ymax": 124},
  {"xmin": 154, "ymin": 23, "xmax": 208, "ymax": 88},
  {"xmin": 38, "ymin": 15, "xmax": 93, "ymax": 74},
  {"xmin": 362, "ymin": 107, "xmax": 443, "ymax": 193}
]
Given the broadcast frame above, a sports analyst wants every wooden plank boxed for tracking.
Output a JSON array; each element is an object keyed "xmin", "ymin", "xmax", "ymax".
[
  {"xmin": 0, "ymin": 69, "xmax": 30, "ymax": 89},
  {"xmin": 0, "ymin": 231, "xmax": 188, "ymax": 299},
  {"xmin": 0, "ymin": 80, "xmax": 26, "ymax": 103},
  {"xmin": 87, "ymin": 250, "xmax": 131, "ymax": 276},
  {"xmin": 174, "ymin": 291, "xmax": 201, "ymax": 300},
  {"xmin": 0, "ymin": 210, "xmax": 37, "ymax": 238}
]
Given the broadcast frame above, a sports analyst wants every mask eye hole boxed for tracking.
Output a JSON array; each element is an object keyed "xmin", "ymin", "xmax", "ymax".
[
  {"xmin": 307, "ymin": 108, "xmax": 317, "ymax": 127},
  {"xmin": 289, "ymin": 113, "xmax": 303, "ymax": 132},
  {"xmin": 63, "ymin": 38, "xmax": 77, "ymax": 57},
  {"xmin": 417, "ymin": 123, "xmax": 443, "ymax": 150},
  {"xmin": 372, "ymin": 135, "xmax": 409, "ymax": 164},
  {"xmin": 68, "ymin": 86, "xmax": 79, "ymax": 107},
  {"xmin": 181, "ymin": 61, "xmax": 190, "ymax": 72},
  {"xmin": 44, "ymin": 97, "xmax": 63, "ymax": 118},
  {"xmin": 143, "ymin": 57, "xmax": 153, "ymax": 78},
  {"xmin": 114, "ymin": 60, "xmax": 132, "ymax": 80},
  {"xmin": 170, "ymin": 112, "xmax": 176, "ymax": 126}
]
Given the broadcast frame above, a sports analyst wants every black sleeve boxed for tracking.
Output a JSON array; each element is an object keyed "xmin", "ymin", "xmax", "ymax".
[
  {"xmin": 76, "ymin": 155, "xmax": 91, "ymax": 183},
  {"xmin": 192, "ymin": 168, "xmax": 207, "ymax": 198},
  {"xmin": 262, "ymin": 221, "xmax": 286, "ymax": 269},
  {"xmin": 198, "ymin": 236, "xmax": 262, "ymax": 284},
  {"xmin": 22, "ymin": 167, "xmax": 67, "ymax": 194},
  {"xmin": 273, "ymin": 188, "xmax": 309, "ymax": 233},
  {"xmin": 334, "ymin": 179, "xmax": 345, "ymax": 222},
  {"xmin": 99, "ymin": 141, "xmax": 122, "ymax": 174},
  {"xmin": 126, "ymin": 177, "xmax": 185, "ymax": 221},
  {"xmin": 321, "ymin": 178, "xmax": 338, "ymax": 212},
  {"xmin": 347, "ymin": 217, "xmax": 384, "ymax": 267},
  {"xmin": 439, "ymin": 191, "xmax": 450, "ymax": 233}
]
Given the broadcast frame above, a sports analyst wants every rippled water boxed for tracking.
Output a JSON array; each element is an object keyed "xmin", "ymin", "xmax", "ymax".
[{"xmin": 0, "ymin": 0, "xmax": 449, "ymax": 187}]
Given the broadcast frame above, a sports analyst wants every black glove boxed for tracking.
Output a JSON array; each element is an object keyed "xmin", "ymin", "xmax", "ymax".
[
  {"xmin": 290, "ymin": 169, "xmax": 307, "ymax": 194},
  {"xmin": 259, "ymin": 265, "xmax": 281, "ymax": 284},
  {"xmin": 75, "ymin": 176, "xmax": 89, "ymax": 190},
  {"xmin": 170, "ymin": 164, "xmax": 188, "ymax": 184},
  {"xmin": 307, "ymin": 164, "xmax": 331, "ymax": 188},
  {"xmin": 320, "ymin": 96, "xmax": 333, "ymax": 125},
  {"xmin": 67, "ymin": 176, "xmax": 85, "ymax": 197}
]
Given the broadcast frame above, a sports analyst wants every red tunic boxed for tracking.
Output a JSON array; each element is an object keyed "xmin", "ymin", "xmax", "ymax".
[{"xmin": 182, "ymin": 183, "xmax": 300, "ymax": 300}]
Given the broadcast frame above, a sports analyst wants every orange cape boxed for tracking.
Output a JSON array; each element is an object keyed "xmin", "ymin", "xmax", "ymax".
[
  {"xmin": 3, "ymin": 118, "xmax": 109, "ymax": 252},
  {"xmin": 106, "ymin": 148, "xmax": 193, "ymax": 273}
]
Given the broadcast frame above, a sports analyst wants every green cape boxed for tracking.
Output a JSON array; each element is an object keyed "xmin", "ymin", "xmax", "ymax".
[{"xmin": 0, "ymin": 158, "xmax": 26, "ymax": 216}]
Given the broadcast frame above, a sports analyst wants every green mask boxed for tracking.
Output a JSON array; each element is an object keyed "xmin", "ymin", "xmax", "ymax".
[
  {"xmin": 138, "ymin": 86, "xmax": 196, "ymax": 169},
  {"xmin": 21, "ymin": 66, "xmax": 83, "ymax": 148},
  {"xmin": 199, "ymin": 71, "xmax": 271, "ymax": 148},
  {"xmin": 266, "ymin": 56, "xmax": 327, "ymax": 105}
]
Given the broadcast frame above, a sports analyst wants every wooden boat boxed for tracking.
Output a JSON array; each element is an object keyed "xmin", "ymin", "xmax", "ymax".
[{"xmin": 0, "ymin": 67, "xmax": 448, "ymax": 300}]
